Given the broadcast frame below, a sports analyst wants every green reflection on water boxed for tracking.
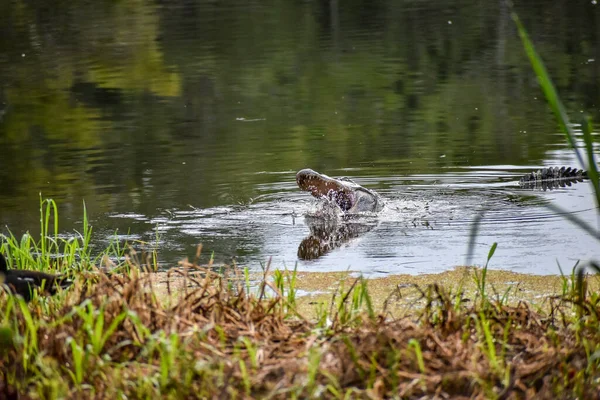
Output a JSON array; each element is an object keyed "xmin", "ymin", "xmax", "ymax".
[{"xmin": 0, "ymin": 0, "xmax": 598, "ymax": 230}]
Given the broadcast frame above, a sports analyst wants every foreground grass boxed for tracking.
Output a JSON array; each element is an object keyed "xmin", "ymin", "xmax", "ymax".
[{"xmin": 1, "ymin": 255, "xmax": 600, "ymax": 399}]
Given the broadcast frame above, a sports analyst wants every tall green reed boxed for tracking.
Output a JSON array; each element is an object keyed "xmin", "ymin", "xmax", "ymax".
[
  {"xmin": 509, "ymin": 1, "xmax": 599, "ymax": 224},
  {"xmin": 508, "ymin": 1, "xmax": 600, "ymax": 300},
  {"xmin": 467, "ymin": 3, "xmax": 600, "ymax": 276}
]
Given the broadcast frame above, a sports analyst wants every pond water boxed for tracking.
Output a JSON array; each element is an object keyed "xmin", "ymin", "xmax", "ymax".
[{"xmin": 0, "ymin": 1, "xmax": 599, "ymax": 275}]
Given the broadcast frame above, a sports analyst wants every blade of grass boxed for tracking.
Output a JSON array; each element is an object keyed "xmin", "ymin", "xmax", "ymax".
[
  {"xmin": 508, "ymin": 0, "xmax": 584, "ymax": 169},
  {"xmin": 542, "ymin": 203, "xmax": 600, "ymax": 243},
  {"xmin": 465, "ymin": 211, "xmax": 485, "ymax": 266},
  {"xmin": 581, "ymin": 117, "xmax": 600, "ymax": 210}
]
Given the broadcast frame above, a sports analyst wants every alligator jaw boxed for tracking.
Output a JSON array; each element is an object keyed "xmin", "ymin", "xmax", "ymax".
[{"xmin": 296, "ymin": 168, "xmax": 355, "ymax": 211}]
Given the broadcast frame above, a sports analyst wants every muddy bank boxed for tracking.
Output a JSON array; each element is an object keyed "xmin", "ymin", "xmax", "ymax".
[{"xmin": 150, "ymin": 266, "xmax": 599, "ymax": 319}]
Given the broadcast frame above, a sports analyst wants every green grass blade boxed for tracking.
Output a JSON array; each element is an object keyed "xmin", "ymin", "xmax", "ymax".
[
  {"xmin": 408, "ymin": 338, "xmax": 426, "ymax": 373},
  {"xmin": 581, "ymin": 118, "xmax": 600, "ymax": 209},
  {"xmin": 466, "ymin": 211, "xmax": 485, "ymax": 266},
  {"xmin": 485, "ymin": 242, "xmax": 497, "ymax": 269},
  {"xmin": 509, "ymin": 2, "xmax": 584, "ymax": 168},
  {"xmin": 543, "ymin": 203, "xmax": 600, "ymax": 243}
]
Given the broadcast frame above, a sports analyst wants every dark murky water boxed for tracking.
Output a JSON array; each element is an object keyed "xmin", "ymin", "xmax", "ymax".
[{"xmin": 0, "ymin": 1, "xmax": 599, "ymax": 275}]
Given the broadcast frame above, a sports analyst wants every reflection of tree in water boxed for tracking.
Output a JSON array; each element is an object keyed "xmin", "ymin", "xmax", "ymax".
[
  {"xmin": 0, "ymin": 0, "xmax": 599, "ymax": 215},
  {"xmin": 0, "ymin": 0, "xmax": 183, "ymax": 212}
]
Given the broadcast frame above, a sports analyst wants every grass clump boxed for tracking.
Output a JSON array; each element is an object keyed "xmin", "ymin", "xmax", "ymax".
[{"xmin": 0, "ymin": 253, "xmax": 600, "ymax": 399}]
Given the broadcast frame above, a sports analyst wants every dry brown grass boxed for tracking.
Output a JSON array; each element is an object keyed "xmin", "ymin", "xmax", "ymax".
[{"xmin": 0, "ymin": 263, "xmax": 599, "ymax": 399}]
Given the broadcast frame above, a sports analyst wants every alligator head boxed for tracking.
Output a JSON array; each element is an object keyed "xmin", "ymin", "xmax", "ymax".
[{"xmin": 296, "ymin": 168, "xmax": 384, "ymax": 213}]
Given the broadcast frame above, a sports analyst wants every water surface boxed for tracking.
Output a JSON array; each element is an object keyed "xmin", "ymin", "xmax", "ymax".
[{"xmin": 0, "ymin": 0, "xmax": 599, "ymax": 275}]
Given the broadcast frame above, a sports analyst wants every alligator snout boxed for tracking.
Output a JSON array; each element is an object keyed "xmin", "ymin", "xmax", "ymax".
[
  {"xmin": 296, "ymin": 168, "xmax": 356, "ymax": 212},
  {"xmin": 296, "ymin": 169, "xmax": 321, "ymax": 193},
  {"xmin": 296, "ymin": 168, "xmax": 384, "ymax": 213},
  {"xmin": 297, "ymin": 169, "xmax": 341, "ymax": 197}
]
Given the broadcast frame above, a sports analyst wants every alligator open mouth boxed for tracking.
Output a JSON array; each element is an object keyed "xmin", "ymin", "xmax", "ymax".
[{"xmin": 296, "ymin": 168, "xmax": 355, "ymax": 211}]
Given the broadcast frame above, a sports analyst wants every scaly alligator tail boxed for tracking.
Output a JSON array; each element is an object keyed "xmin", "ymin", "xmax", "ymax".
[{"xmin": 519, "ymin": 166, "xmax": 588, "ymax": 190}]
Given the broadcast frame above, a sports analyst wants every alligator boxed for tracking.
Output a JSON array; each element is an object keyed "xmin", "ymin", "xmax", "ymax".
[
  {"xmin": 295, "ymin": 167, "xmax": 589, "ymax": 259},
  {"xmin": 518, "ymin": 166, "xmax": 588, "ymax": 190},
  {"xmin": 297, "ymin": 166, "xmax": 589, "ymax": 214},
  {"xmin": 296, "ymin": 168, "xmax": 385, "ymax": 213}
]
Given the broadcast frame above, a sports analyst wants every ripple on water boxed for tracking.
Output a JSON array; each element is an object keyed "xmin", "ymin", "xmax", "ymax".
[{"xmin": 97, "ymin": 166, "xmax": 598, "ymax": 276}]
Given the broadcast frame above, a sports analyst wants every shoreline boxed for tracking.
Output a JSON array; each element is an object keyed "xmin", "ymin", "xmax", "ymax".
[{"xmin": 150, "ymin": 266, "xmax": 597, "ymax": 319}]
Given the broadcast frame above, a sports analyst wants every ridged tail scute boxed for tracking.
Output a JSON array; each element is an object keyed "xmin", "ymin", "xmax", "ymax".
[{"xmin": 519, "ymin": 166, "xmax": 588, "ymax": 190}]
